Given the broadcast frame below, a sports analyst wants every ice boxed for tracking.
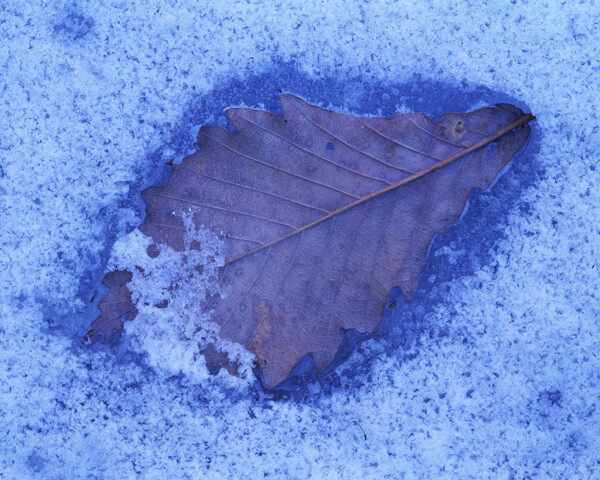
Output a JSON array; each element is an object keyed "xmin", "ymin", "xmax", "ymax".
[
  {"xmin": 109, "ymin": 212, "xmax": 255, "ymax": 383},
  {"xmin": 1, "ymin": 0, "xmax": 599, "ymax": 478}
]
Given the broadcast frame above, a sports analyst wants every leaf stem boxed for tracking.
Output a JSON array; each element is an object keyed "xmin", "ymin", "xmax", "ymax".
[{"xmin": 226, "ymin": 112, "xmax": 536, "ymax": 265}]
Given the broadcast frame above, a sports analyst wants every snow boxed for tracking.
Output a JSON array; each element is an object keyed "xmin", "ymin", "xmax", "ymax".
[
  {"xmin": 110, "ymin": 213, "xmax": 255, "ymax": 383},
  {"xmin": 1, "ymin": 0, "xmax": 599, "ymax": 478}
]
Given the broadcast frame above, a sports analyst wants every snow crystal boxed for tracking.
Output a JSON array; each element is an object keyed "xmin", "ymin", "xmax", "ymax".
[
  {"xmin": 1, "ymin": 0, "xmax": 599, "ymax": 478},
  {"xmin": 109, "ymin": 212, "xmax": 254, "ymax": 383}
]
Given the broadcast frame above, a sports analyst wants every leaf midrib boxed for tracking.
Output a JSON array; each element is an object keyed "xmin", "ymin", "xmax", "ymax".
[{"xmin": 225, "ymin": 112, "xmax": 536, "ymax": 266}]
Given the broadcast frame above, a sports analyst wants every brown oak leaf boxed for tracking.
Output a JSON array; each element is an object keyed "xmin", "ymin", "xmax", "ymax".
[{"xmin": 86, "ymin": 95, "xmax": 534, "ymax": 388}]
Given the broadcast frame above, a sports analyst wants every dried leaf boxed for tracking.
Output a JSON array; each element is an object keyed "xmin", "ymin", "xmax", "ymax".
[{"xmin": 87, "ymin": 95, "xmax": 534, "ymax": 388}]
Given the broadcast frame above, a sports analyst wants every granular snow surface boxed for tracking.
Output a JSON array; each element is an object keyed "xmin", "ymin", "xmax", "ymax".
[{"xmin": 1, "ymin": 1, "xmax": 599, "ymax": 478}]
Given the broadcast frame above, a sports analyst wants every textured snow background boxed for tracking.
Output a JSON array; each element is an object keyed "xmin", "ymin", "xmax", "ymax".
[{"xmin": 1, "ymin": 0, "xmax": 599, "ymax": 478}]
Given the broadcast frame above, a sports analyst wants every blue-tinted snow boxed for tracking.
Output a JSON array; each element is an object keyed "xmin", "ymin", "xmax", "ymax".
[{"xmin": 1, "ymin": 1, "xmax": 599, "ymax": 478}]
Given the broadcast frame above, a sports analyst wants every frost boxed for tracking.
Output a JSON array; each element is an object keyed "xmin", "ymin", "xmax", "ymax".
[
  {"xmin": 434, "ymin": 244, "xmax": 466, "ymax": 265},
  {"xmin": 2, "ymin": 0, "xmax": 600, "ymax": 477},
  {"xmin": 109, "ymin": 210, "xmax": 255, "ymax": 383}
]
